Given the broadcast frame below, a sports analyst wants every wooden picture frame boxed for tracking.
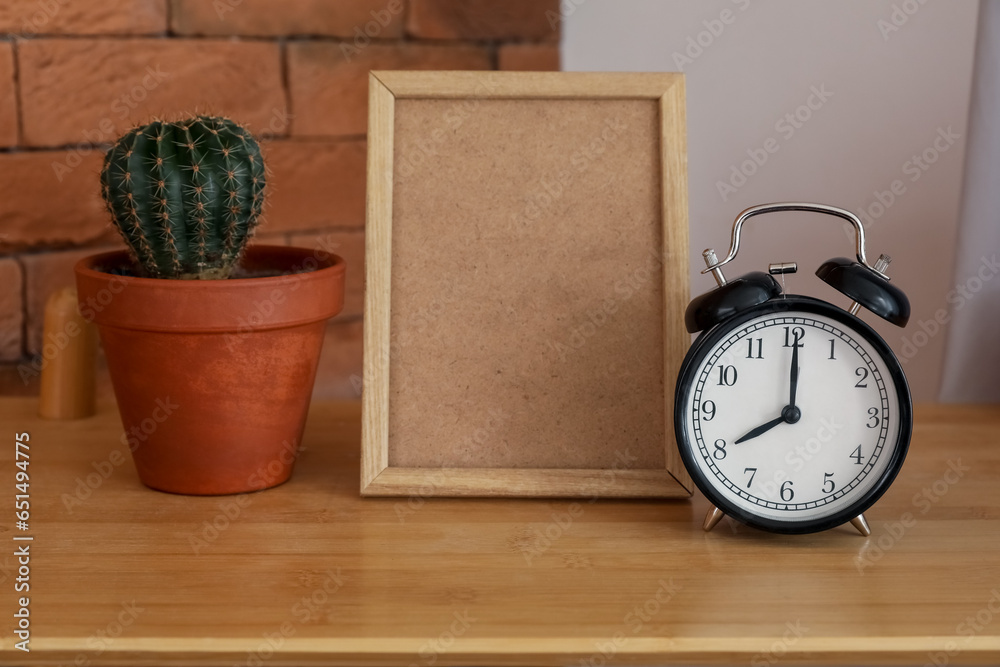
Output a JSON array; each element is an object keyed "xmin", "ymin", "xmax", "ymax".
[{"xmin": 361, "ymin": 71, "xmax": 692, "ymax": 498}]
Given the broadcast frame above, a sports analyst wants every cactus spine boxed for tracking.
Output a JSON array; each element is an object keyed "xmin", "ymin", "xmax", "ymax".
[{"xmin": 100, "ymin": 116, "xmax": 266, "ymax": 279}]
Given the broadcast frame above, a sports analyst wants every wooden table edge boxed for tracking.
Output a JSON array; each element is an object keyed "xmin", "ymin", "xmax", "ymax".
[{"xmin": 3, "ymin": 636, "xmax": 999, "ymax": 665}]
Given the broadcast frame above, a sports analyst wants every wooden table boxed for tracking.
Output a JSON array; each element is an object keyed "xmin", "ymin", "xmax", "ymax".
[{"xmin": 1, "ymin": 399, "xmax": 999, "ymax": 665}]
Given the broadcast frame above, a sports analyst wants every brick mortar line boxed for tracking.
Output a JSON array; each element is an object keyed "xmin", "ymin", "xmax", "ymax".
[
  {"xmin": 0, "ymin": 135, "xmax": 367, "ymax": 153},
  {"xmin": 2, "ymin": 236, "xmax": 117, "ymax": 257},
  {"xmin": 9, "ymin": 40, "xmax": 24, "ymax": 147},
  {"xmin": 487, "ymin": 39, "xmax": 500, "ymax": 70},
  {"xmin": 401, "ymin": 0, "xmax": 412, "ymax": 39},
  {"xmin": 0, "ymin": 143, "xmax": 113, "ymax": 153},
  {"xmin": 3, "ymin": 224, "xmax": 364, "ymax": 258},
  {"xmin": 279, "ymin": 39, "xmax": 294, "ymax": 137},
  {"xmin": 2, "ymin": 33, "xmax": 546, "ymax": 47},
  {"xmin": 164, "ymin": 0, "xmax": 173, "ymax": 37},
  {"xmin": 13, "ymin": 255, "xmax": 27, "ymax": 360},
  {"xmin": 5, "ymin": 33, "xmax": 276, "ymax": 42}
]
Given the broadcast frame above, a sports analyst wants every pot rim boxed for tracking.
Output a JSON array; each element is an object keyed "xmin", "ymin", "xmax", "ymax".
[
  {"xmin": 74, "ymin": 245, "xmax": 347, "ymax": 333},
  {"xmin": 75, "ymin": 245, "xmax": 345, "ymax": 289}
]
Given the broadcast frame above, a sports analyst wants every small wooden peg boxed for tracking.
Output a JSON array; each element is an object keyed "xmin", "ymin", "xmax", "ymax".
[{"xmin": 38, "ymin": 287, "xmax": 98, "ymax": 420}]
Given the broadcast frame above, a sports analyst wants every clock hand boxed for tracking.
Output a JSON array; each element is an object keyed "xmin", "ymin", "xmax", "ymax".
[
  {"xmin": 734, "ymin": 414, "xmax": 786, "ymax": 444},
  {"xmin": 733, "ymin": 341, "xmax": 803, "ymax": 446},
  {"xmin": 789, "ymin": 341, "xmax": 800, "ymax": 408}
]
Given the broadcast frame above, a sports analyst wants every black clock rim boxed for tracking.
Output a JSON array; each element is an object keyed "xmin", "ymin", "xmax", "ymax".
[{"xmin": 673, "ymin": 295, "xmax": 913, "ymax": 535}]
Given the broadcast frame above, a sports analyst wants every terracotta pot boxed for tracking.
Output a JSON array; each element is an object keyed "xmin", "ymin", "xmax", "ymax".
[{"xmin": 74, "ymin": 245, "xmax": 346, "ymax": 495}]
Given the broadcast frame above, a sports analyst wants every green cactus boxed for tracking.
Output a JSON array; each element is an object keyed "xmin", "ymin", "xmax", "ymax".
[{"xmin": 100, "ymin": 115, "xmax": 266, "ymax": 279}]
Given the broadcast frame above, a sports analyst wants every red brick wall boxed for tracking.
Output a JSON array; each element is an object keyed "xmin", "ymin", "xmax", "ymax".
[{"xmin": 0, "ymin": 0, "xmax": 560, "ymax": 397}]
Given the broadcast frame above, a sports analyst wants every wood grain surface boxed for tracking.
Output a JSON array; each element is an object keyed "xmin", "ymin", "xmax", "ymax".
[{"xmin": 1, "ymin": 399, "xmax": 999, "ymax": 665}]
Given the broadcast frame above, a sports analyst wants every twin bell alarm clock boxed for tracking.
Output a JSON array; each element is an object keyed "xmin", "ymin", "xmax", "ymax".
[{"xmin": 674, "ymin": 203, "xmax": 912, "ymax": 535}]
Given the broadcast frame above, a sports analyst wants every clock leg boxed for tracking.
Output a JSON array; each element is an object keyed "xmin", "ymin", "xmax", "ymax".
[
  {"xmin": 850, "ymin": 513, "xmax": 871, "ymax": 536},
  {"xmin": 703, "ymin": 505, "xmax": 725, "ymax": 532}
]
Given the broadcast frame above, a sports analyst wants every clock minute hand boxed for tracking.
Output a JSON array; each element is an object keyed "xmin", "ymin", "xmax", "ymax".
[
  {"xmin": 789, "ymin": 341, "xmax": 800, "ymax": 408},
  {"xmin": 734, "ymin": 415, "xmax": 787, "ymax": 444}
]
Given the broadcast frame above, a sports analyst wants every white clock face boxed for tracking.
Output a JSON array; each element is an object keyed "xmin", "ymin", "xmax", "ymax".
[{"xmin": 681, "ymin": 309, "xmax": 903, "ymax": 524}]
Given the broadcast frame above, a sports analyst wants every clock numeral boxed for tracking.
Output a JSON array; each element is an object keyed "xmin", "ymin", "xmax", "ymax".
[
  {"xmin": 699, "ymin": 400, "xmax": 716, "ymax": 421},
  {"xmin": 746, "ymin": 337, "xmax": 763, "ymax": 359},
  {"xmin": 713, "ymin": 439, "xmax": 727, "ymax": 460},
  {"xmin": 822, "ymin": 472, "xmax": 836, "ymax": 494},
  {"xmin": 866, "ymin": 407, "xmax": 880, "ymax": 429},
  {"xmin": 783, "ymin": 326, "xmax": 805, "ymax": 348},
  {"xmin": 828, "ymin": 338, "xmax": 836, "ymax": 360},
  {"xmin": 716, "ymin": 365, "xmax": 738, "ymax": 386},
  {"xmin": 780, "ymin": 480, "xmax": 795, "ymax": 502},
  {"xmin": 743, "ymin": 467, "xmax": 757, "ymax": 488},
  {"xmin": 855, "ymin": 367, "xmax": 869, "ymax": 388},
  {"xmin": 850, "ymin": 445, "xmax": 864, "ymax": 465}
]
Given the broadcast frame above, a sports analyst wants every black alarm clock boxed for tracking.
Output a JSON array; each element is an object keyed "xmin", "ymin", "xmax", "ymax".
[{"xmin": 674, "ymin": 203, "xmax": 912, "ymax": 535}]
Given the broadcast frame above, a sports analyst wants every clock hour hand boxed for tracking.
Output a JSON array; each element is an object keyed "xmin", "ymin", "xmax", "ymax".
[{"xmin": 734, "ymin": 414, "xmax": 786, "ymax": 444}]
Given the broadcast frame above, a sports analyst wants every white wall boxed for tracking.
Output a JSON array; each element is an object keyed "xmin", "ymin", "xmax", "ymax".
[
  {"xmin": 563, "ymin": 0, "xmax": 979, "ymax": 401},
  {"xmin": 940, "ymin": 1, "xmax": 1000, "ymax": 403}
]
